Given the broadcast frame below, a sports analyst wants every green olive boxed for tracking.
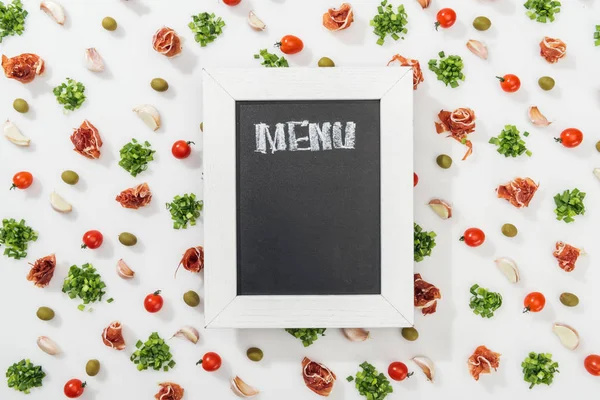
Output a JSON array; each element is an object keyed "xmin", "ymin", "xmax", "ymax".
[
  {"xmin": 36, "ymin": 307, "xmax": 55, "ymax": 321},
  {"xmin": 559, "ymin": 292, "xmax": 579, "ymax": 307},
  {"xmin": 538, "ymin": 76, "xmax": 555, "ymax": 91},
  {"xmin": 401, "ymin": 327, "xmax": 419, "ymax": 341},
  {"xmin": 501, "ymin": 223, "xmax": 518, "ymax": 238},
  {"xmin": 61, "ymin": 170, "xmax": 79, "ymax": 185},
  {"xmin": 13, "ymin": 98, "xmax": 29, "ymax": 113},
  {"xmin": 318, "ymin": 57, "xmax": 335, "ymax": 67},
  {"xmin": 118, "ymin": 232, "xmax": 137, "ymax": 246},
  {"xmin": 436, "ymin": 154, "xmax": 452, "ymax": 169},
  {"xmin": 595, "ymin": 140, "xmax": 600, "ymax": 153},
  {"xmin": 246, "ymin": 347, "xmax": 264, "ymax": 362},
  {"xmin": 102, "ymin": 17, "xmax": 117, "ymax": 31},
  {"xmin": 183, "ymin": 290, "xmax": 200, "ymax": 307},
  {"xmin": 151, "ymin": 78, "xmax": 169, "ymax": 92},
  {"xmin": 85, "ymin": 359, "xmax": 101, "ymax": 376},
  {"xmin": 472, "ymin": 16, "xmax": 492, "ymax": 31},
  {"xmin": 200, "ymin": 122, "xmax": 204, "ymax": 132}
]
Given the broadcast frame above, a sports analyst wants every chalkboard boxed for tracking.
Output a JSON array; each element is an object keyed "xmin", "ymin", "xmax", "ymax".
[{"xmin": 236, "ymin": 100, "xmax": 381, "ymax": 296}]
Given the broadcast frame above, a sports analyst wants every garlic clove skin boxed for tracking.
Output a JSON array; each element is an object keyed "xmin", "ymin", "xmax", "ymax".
[
  {"xmin": 416, "ymin": 0, "xmax": 431, "ymax": 8},
  {"xmin": 84, "ymin": 48, "xmax": 105, "ymax": 72},
  {"xmin": 466, "ymin": 39, "xmax": 488, "ymax": 60},
  {"xmin": 3, "ymin": 120, "xmax": 30, "ymax": 146},
  {"xmin": 341, "ymin": 328, "xmax": 370, "ymax": 342},
  {"xmin": 172, "ymin": 326, "xmax": 199, "ymax": 344},
  {"xmin": 495, "ymin": 257, "xmax": 520, "ymax": 283},
  {"xmin": 552, "ymin": 323, "xmax": 579, "ymax": 350},
  {"xmin": 116, "ymin": 259, "xmax": 135, "ymax": 279},
  {"xmin": 428, "ymin": 199, "xmax": 452, "ymax": 219},
  {"xmin": 248, "ymin": 11, "xmax": 266, "ymax": 30},
  {"xmin": 231, "ymin": 376, "xmax": 260, "ymax": 398},
  {"xmin": 594, "ymin": 168, "xmax": 600, "ymax": 181},
  {"xmin": 37, "ymin": 336, "xmax": 60, "ymax": 355},
  {"xmin": 40, "ymin": 1, "xmax": 66, "ymax": 25},
  {"xmin": 412, "ymin": 356, "xmax": 435, "ymax": 382},
  {"xmin": 133, "ymin": 105, "xmax": 161, "ymax": 131},
  {"xmin": 50, "ymin": 191, "xmax": 72, "ymax": 213}
]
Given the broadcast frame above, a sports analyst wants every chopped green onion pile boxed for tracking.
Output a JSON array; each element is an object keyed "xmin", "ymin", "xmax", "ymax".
[
  {"xmin": 118, "ymin": 139, "xmax": 155, "ymax": 177},
  {"xmin": 285, "ymin": 328, "xmax": 326, "ymax": 347},
  {"xmin": 469, "ymin": 284, "xmax": 503, "ymax": 318},
  {"xmin": 254, "ymin": 49, "xmax": 289, "ymax": 68},
  {"xmin": 188, "ymin": 12, "xmax": 225, "ymax": 47},
  {"xmin": 0, "ymin": 218, "xmax": 37, "ymax": 259},
  {"xmin": 62, "ymin": 263, "xmax": 107, "ymax": 310},
  {"xmin": 165, "ymin": 193, "xmax": 203, "ymax": 229},
  {"xmin": 130, "ymin": 332, "xmax": 176, "ymax": 371},
  {"xmin": 522, "ymin": 352, "xmax": 559, "ymax": 389},
  {"xmin": 414, "ymin": 223, "xmax": 436, "ymax": 262},
  {"xmin": 489, "ymin": 125, "xmax": 532, "ymax": 157},
  {"xmin": 347, "ymin": 362, "xmax": 393, "ymax": 400},
  {"xmin": 553, "ymin": 188, "xmax": 585, "ymax": 223},
  {"xmin": 595, "ymin": 25, "xmax": 600, "ymax": 46},
  {"xmin": 6, "ymin": 359, "xmax": 45, "ymax": 394},
  {"xmin": 0, "ymin": 0, "xmax": 27, "ymax": 43},
  {"xmin": 524, "ymin": 0, "xmax": 561, "ymax": 23},
  {"xmin": 53, "ymin": 78, "xmax": 86, "ymax": 111},
  {"xmin": 428, "ymin": 52, "xmax": 465, "ymax": 88},
  {"xmin": 370, "ymin": 0, "xmax": 408, "ymax": 45}
]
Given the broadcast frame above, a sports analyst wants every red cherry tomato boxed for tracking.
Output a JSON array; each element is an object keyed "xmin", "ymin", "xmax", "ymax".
[
  {"xmin": 460, "ymin": 228, "xmax": 485, "ymax": 247},
  {"xmin": 64, "ymin": 379, "xmax": 86, "ymax": 398},
  {"xmin": 413, "ymin": 172, "xmax": 418, "ymax": 187},
  {"xmin": 223, "ymin": 0, "xmax": 241, "ymax": 5},
  {"xmin": 388, "ymin": 361, "xmax": 413, "ymax": 381},
  {"xmin": 584, "ymin": 354, "xmax": 600, "ymax": 376},
  {"xmin": 144, "ymin": 290, "xmax": 164, "ymax": 313},
  {"xmin": 10, "ymin": 171, "xmax": 33, "ymax": 190},
  {"xmin": 435, "ymin": 8, "xmax": 456, "ymax": 30},
  {"xmin": 556, "ymin": 128, "xmax": 583, "ymax": 148},
  {"xmin": 523, "ymin": 292, "xmax": 546, "ymax": 313},
  {"xmin": 172, "ymin": 140, "xmax": 194, "ymax": 159},
  {"xmin": 197, "ymin": 352, "xmax": 222, "ymax": 372},
  {"xmin": 81, "ymin": 230, "xmax": 103, "ymax": 249},
  {"xmin": 496, "ymin": 74, "xmax": 521, "ymax": 93},
  {"xmin": 276, "ymin": 35, "xmax": 304, "ymax": 54}
]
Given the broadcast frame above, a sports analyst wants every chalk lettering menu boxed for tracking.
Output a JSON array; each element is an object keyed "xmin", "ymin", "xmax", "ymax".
[{"xmin": 236, "ymin": 100, "xmax": 381, "ymax": 295}]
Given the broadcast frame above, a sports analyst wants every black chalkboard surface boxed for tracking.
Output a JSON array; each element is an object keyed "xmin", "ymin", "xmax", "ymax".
[{"xmin": 236, "ymin": 100, "xmax": 381, "ymax": 296}]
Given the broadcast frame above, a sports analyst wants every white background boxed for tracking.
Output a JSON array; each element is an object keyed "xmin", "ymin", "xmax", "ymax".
[{"xmin": 1, "ymin": 0, "xmax": 599, "ymax": 399}]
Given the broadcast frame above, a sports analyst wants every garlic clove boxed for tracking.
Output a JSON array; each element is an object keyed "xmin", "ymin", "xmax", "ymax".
[
  {"xmin": 84, "ymin": 48, "xmax": 105, "ymax": 72},
  {"xmin": 37, "ymin": 336, "xmax": 60, "ymax": 355},
  {"xmin": 3, "ymin": 120, "xmax": 30, "ymax": 146},
  {"xmin": 171, "ymin": 326, "xmax": 199, "ymax": 344},
  {"xmin": 231, "ymin": 376, "xmax": 260, "ymax": 398},
  {"xmin": 528, "ymin": 106, "xmax": 551, "ymax": 127},
  {"xmin": 428, "ymin": 199, "xmax": 452, "ymax": 219},
  {"xmin": 133, "ymin": 105, "xmax": 161, "ymax": 131},
  {"xmin": 594, "ymin": 168, "xmax": 600, "ymax": 181},
  {"xmin": 495, "ymin": 257, "xmax": 520, "ymax": 283},
  {"xmin": 116, "ymin": 259, "xmax": 135, "ymax": 279},
  {"xmin": 466, "ymin": 39, "xmax": 488, "ymax": 60},
  {"xmin": 552, "ymin": 323, "xmax": 579, "ymax": 350},
  {"xmin": 341, "ymin": 328, "xmax": 370, "ymax": 342},
  {"xmin": 40, "ymin": 1, "xmax": 66, "ymax": 25},
  {"xmin": 411, "ymin": 356, "xmax": 434, "ymax": 382},
  {"xmin": 248, "ymin": 11, "xmax": 266, "ymax": 30},
  {"xmin": 49, "ymin": 191, "xmax": 72, "ymax": 213},
  {"xmin": 416, "ymin": 0, "xmax": 431, "ymax": 8}
]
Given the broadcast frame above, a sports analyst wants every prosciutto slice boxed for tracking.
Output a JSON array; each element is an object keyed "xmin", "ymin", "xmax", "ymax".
[
  {"xmin": 71, "ymin": 120, "xmax": 103, "ymax": 159},
  {"xmin": 1, "ymin": 53, "xmax": 45, "ymax": 83},
  {"xmin": 387, "ymin": 54, "xmax": 424, "ymax": 90},
  {"xmin": 302, "ymin": 357, "xmax": 336, "ymax": 397},
  {"xmin": 115, "ymin": 183, "xmax": 152, "ymax": 209},
  {"xmin": 468, "ymin": 345, "xmax": 501, "ymax": 381},
  {"xmin": 540, "ymin": 37, "xmax": 566, "ymax": 64},
  {"xmin": 435, "ymin": 108, "xmax": 476, "ymax": 160},
  {"xmin": 414, "ymin": 273, "xmax": 441, "ymax": 315},
  {"xmin": 101, "ymin": 321, "xmax": 126, "ymax": 350},
  {"xmin": 27, "ymin": 254, "xmax": 56, "ymax": 288},
  {"xmin": 553, "ymin": 241, "xmax": 581, "ymax": 272},
  {"xmin": 322, "ymin": 3, "xmax": 354, "ymax": 31},
  {"xmin": 152, "ymin": 27, "xmax": 182, "ymax": 58},
  {"xmin": 175, "ymin": 246, "xmax": 204, "ymax": 277},
  {"xmin": 155, "ymin": 382, "xmax": 184, "ymax": 400},
  {"xmin": 496, "ymin": 177, "xmax": 539, "ymax": 208}
]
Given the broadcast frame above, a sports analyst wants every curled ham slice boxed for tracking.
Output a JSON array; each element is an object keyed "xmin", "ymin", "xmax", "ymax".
[
  {"xmin": 27, "ymin": 254, "xmax": 56, "ymax": 288},
  {"xmin": 468, "ymin": 345, "xmax": 501, "ymax": 381},
  {"xmin": 496, "ymin": 177, "xmax": 539, "ymax": 208},
  {"xmin": 175, "ymin": 246, "xmax": 204, "ymax": 277},
  {"xmin": 1, "ymin": 53, "xmax": 45, "ymax": 83},
  {"xmin": 302, "ymin": 357, "xmax": 336, "ymax": 397},
  {"xmin": 553, "ymin": 241, "xmax": 581, "ymax": 272},
  {"xmin": 540, "ymin": 37, "xmax": 566, "ymax": 64},
  {"xmin": 102, "ymin": 321, "xmax": 126, "ymax": 350},
  {"xmin": 387, "ymin": 54, "xmax": 424, "ymax": 90},
  {"xmin": 435, "ymin": 108, "xmax": 476, "ymax": 160},
  {"xmin": 322, "ymin": 3, "xmax": 354, "ymax": 31},
  {"xmin": 152, "ymin": 27, "xmax": 182, "ymax": 58},
  {"xmin": 155, "ymin": 382, "xmax": 184, "ymax": 400},
  {"xmin": 71, "ymin": 120, "xmax": 103, "ymax": 159},
  {"xmin": 115, "ymin": 183, "xmax": 152, "ymax": 209},
  {"xmin": 414, "ymin": 273, "xmax": 441, "ymax": 315}
]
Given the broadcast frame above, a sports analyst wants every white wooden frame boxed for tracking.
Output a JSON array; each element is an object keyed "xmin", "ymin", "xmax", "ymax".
[{"xmin": 203, "ymin": 68, "xmax": 414, "ymax": 328}]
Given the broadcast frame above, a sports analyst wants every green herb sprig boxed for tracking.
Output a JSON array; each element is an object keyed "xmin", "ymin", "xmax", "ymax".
[
  {"xmin": 62, "ymin": 263, "xmax": 107, "ymax": 310},
  {"xmin": 469, "ymin": 284, "xmax": 503, "ymax": 318},
  {"xmin": 489, "ymin": 125, "xmax": 531, "ymax": 157},
  {"xmin": 285, "ymin": 328, "xmax": 326, "ymax": 347},
  {"xmin": 0, "ymin": 218, "xmax": 37, "ymax": 259},
  {"xmin": 347, "ymin": 362, "xmax": 393, "ymax": 400},
  {"xmin": 6, "ymin": 359, "xmax": 45, "ymax": 394},
  {"xmin": 428, "ymin": 52, "xmax": 465, "ymax": 88},
  {"xmin": 254, "ymin": 49, "xmax": 289, "ymax": 68},
  {"xmin": 554, "ymin": 188, "xmax": 585, "ymax": 223},
  {"xmin": 524, "ymin": 0, "xmax": 561, "ymax": 23},
  {"xmin": 414, "ymin": 223, "xmax": 436, "ymax": 262},
  {"xmin": 522, "ymin": 352, "xmax": 559, "ymax": 389},
  {"xmin": 118, "ymin": 139, "xmax": 155, "ymax": 177},
  {"xmin": 188, "ymin": 12, "xmax": 225, "ymax": 47},
  {"xmin": 130, "ymin": 333, "xmax": 175, "ymax": 371},
  {"xmin": 370, "ymin": 0, "xmax": 408, "ymax": 45},
  {"xmin": 594, "ymin": 25, "xmax": 600, "ymax": 47},
  {"xmin": 53, "ymin": 78, "xmax": 86, "ymax": 111},
  {"xmin": 0, "ymin": 0, "xmax": 27, "ymax": 43},
  {"xmin": 165, "ymin": 193, "xmax": 203, "ymax": 229}
]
